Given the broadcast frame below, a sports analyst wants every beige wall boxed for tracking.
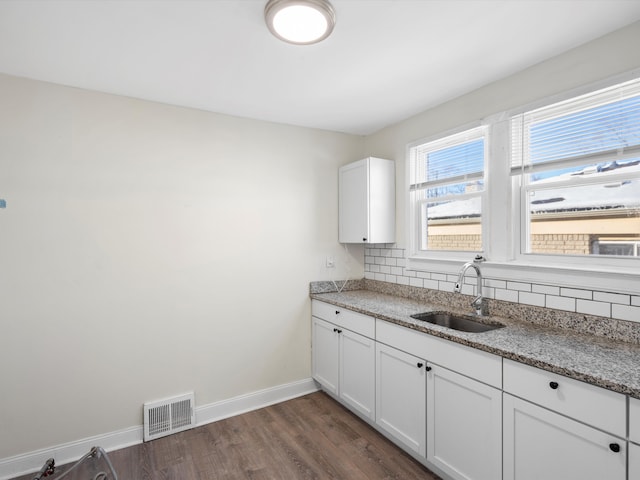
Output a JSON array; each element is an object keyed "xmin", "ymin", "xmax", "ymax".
[{"xmin": 0, "ymin": 74, "xmax": 364, "ymax": 458}]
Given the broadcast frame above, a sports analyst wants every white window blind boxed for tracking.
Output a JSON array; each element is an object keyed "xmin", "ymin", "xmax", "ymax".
[
  {"xmin": 410, "ymin": 126, "xmax": 486, "ymax": 191},
  {"xmin": 512, "ymin": 78, "xmax": 640, "ymax": 175},
  {"xmin": 409, "ymin": 126, "xmax": 487, "ymax": 254}
]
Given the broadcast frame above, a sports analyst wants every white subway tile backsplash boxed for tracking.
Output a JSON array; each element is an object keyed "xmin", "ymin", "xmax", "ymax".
[
  {"xmin": 532, "ymin": 284, "xmax": 560, "ymax": 296},
  {"xmin": 495, "ymin": 288, "xmax": 519, "ymax": 302},
  {"xmin": 459, "ymin": 284, "xmax": 475, "ymax": 295},
  {"xmin": 546, "ymin": 295, "xmax": 576, "ymax": 312},
  {"xmin": 362, "ymin": 245, "xmax": 631, "ymax": 325},
  {"xmin": 485, "ymin": 278, "xmax": 506, "ymax": 289},
  {"xmin": 439, "ymin": 281, "xmax": 456, "ymax": 292},
  {"xmin": 374, "ymin": 272, "xmax": 387, "ymax": 282},
  {"xmin": 423, "ymin": 279, "xmax": 439, "ymax": 290},
  {"xmin": 612, "ymin": 304, "xmax": 640, "ymax": 322},
  {"xmin": 385, "ymin": 274, "xmax": 397, "ymax": 284},
  {"xmin": 576, "ymin": 299, "xmax": 611, "ymax": 317},
  {"xmin": 519, "ymin": 291, "xmax": 546, "ymax": 307},
  {"xmin": 560, "ymin": 288, "xmax": 592, "ymax": 300},
  {"xmin": 507, "ymin": 281, "xmax": 532, "ymax": 292},
  {"xmin": 593, "ymin": 291, "xmax": 630, "ymax": 305}
]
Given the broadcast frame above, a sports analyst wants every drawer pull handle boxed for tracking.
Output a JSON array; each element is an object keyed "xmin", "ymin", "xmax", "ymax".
[
  {"xmin": 425, "ymin": 366, "xmax": 432, "ymax": 372},
  {"xmin": 609, "ymin": 443, "xmax": 621, "ymax": 453},
  {"xmin": 549, "ymin": 381, "xmax": 559, "ymax": 390},
  {"xmin": 417, "ymin": 362, "xmax": 424, "ymax": 368}
]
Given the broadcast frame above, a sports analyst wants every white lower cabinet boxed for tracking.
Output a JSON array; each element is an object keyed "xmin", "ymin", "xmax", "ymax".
[
  {"xmin": 630, "ymin": 443, "xmax": 640, "ymax": 479},
  {"xmin": 503, "ymin": 393, "xmax": 626, "ymax": 480},
  {"xmin": 339, "ymin": 327, "xmax": 376, "ymax": 419},
  {"xmin": 375, "ymin": 342, "xmax": 426, "ymax": 456},
  {"xmin": 312, "ymin": 302, "xmax": 636, "ymax": 480},
  {"xmin": 311, "ymin": 316, "xmax": 339, "ymax": 395},
  {"xmin": 311, "ymin": 316, "xmax": 375, "ymax": 420},
  {"xmin": 427, "ymin": 364, "xmax": 502, "ymax": 480}
]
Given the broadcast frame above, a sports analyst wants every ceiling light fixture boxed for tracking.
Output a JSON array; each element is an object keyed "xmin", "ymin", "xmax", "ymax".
[{"xmin": 264, "ymin": 0, "xmax": 336, "ymax": 45}]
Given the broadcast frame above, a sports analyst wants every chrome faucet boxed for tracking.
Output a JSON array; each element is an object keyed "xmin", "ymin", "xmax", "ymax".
[{"xmin": 454, "ymin": 255, "xmax": 486, "ymax": 316}]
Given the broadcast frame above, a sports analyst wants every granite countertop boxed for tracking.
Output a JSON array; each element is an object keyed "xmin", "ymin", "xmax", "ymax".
[{"xmin": 311, "ymin": 289, "xmax": 640, "ymax": 399}]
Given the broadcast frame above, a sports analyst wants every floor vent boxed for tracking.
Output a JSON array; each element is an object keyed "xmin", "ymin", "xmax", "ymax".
[{"xmin": 144, "ymin": 392, "xmax": 195, "ymax": 441}]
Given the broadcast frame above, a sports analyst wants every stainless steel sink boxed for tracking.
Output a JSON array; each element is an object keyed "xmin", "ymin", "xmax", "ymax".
[{"xmin": 410, "ymin": 312, "xmax": 504, "ymax": 333}]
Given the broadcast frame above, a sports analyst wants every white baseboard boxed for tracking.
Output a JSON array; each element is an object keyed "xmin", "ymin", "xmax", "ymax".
[
  {"xmin": 0, "ymin": 426, "xmax": 142, "ymax": 480},
  {"xmin": 0, "ymin": 378, "xmax": 319, "ymax": 480}
]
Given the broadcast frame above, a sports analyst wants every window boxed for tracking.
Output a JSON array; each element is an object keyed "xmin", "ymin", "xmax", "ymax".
[
  {"xmin": 408, "ymin": 126, "xmax": 487, "ymax": 256},
  {"xmin": 511, "ymin": 78, "xmax": 640, "ymax": 259},
  {"xmin": 406, "ymin": 75, "xmax": 640, "ymax": 293}
]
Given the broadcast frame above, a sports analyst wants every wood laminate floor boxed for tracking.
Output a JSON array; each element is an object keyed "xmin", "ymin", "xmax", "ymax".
[{"xmin": 12, "ymin": 391, "xmax": 440, "ymax": 480}]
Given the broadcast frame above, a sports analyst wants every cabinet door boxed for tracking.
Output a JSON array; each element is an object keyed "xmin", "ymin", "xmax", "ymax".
[
  {"xmin": 311, "ymin": 317, "xmax": 339, "ymax": 395},
  {"xmin": 503, "ymin": 394, "xmax": 625, "ymax": 480},
  {"xmin": 339, "ymin": 159, "xmax": 368, "ymax": 243},
  {"xmin": 339, "ymin": 328, "xmax": 375, "ymax": 420},
  {"xmin": 427, "ymin": 364, "xmax": 501, "ymax": 480},
  {"xmin": 375, "ymin": 342, "xmax": 426, "ymax": 457}
]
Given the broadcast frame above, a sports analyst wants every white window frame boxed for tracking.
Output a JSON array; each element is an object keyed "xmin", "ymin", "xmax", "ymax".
[
  {"xmin": 407, "ymin": 123, "xmax": 489, "ymax": 263},
  {"xmin": 406, "ymin": 71, "xmax": 640, "ymax": 295}
]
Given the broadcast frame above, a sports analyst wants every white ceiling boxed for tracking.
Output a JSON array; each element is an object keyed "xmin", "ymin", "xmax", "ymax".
[{"xmin": 1, "ymin": 0, "xmax": 639, "ymax": 135}]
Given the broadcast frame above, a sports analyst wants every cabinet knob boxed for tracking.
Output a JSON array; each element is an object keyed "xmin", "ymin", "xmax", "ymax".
[
  {"xmin": 417, "ymin": 362, "xmax": 424, "ymax": 368},
  {"xmin": 609, "ymin": 443, "xmax": 621, "ymax": 453},
  {"xmin": 336, "ymin": 329, "xmax": 342, "ymax": 334},
  {"xmin": 335, "ymin": 310, "xmax": 340, "ymax": 315},
  {"xmin": 425, "ymin": 366, "xmax": 432, "ymax": 372},
  {"xmin": 549, "ymin": 381, "xmax": 559, "ymax": 390},
  {"xmin": 362, "ymin": 237, "xmax": 367, "ymax": 242}
]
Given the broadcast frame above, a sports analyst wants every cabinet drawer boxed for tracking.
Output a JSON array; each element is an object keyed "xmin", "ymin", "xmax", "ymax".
[
  {"xmin": 376, "ymin": 319, "xmax": 501, "ymax": 388},
  {"xmin": 503, "ymin": 359, "xmax": 626, "ymax": 437},
  {"xmin": 312, "ymin": 300, "xmax": 375, "ymax": 338},
  {"xmin": 630, "ymin": 396, "xmax": 640, "ymax": 443}
]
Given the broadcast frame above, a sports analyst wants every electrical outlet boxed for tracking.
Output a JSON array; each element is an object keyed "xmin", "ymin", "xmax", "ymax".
[{"xmin": 325, "ymin": 255, "xmax": 335, "ymax": 268}]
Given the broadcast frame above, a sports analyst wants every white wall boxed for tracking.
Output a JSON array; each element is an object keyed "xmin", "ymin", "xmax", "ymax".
[
  {"xmin": 365, "ymin": 21, "xmax": 640, "ymax": 247},
  {"xmin": 0, "ymin": 74, "xmax": 364, "ymax": 459}
]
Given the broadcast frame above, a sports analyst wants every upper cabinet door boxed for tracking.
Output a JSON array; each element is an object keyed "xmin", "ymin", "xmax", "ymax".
[{"xmin": 339, "ymin": 157, "xmax": 395, "ymax": 243}]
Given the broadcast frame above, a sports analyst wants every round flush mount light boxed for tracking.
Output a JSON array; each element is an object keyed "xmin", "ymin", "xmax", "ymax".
[{"xmin": 265, "ymin": 0, "xmax": 336, "ymax": 45}]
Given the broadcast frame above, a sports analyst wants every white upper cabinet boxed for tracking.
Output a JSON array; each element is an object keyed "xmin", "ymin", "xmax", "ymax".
[{"xmin": 339, "ymin": 157, "xmax": 395, "ymax": 243}]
